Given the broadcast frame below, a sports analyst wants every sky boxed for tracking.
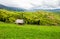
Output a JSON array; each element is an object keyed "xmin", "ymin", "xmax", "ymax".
[{"xmin": 0, "ymin": 0, "xmax": 60, "ymax": 9}]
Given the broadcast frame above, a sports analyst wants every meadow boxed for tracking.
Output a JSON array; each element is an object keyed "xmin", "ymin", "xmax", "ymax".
[
  {"xmin": 0, "ymin": 9, "xmax": 60, "ymax": 39},
  {"xmin": 0, "ymin": 22, "xmax": 60, "ymax": 39}
]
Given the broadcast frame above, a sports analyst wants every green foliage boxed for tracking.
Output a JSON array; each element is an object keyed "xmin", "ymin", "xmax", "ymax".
[
  {"xmin": 0, "ymin": 9, "xmax": 60, "ymax": 25},
  {"xmin": 0, "ymin": 9, "xmax": 23, "ymax": 23}
]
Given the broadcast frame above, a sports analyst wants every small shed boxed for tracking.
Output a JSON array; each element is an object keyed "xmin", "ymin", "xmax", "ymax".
[{"xmin": 15, "ymin": 19, "xmax": 24, "ymax": 25}]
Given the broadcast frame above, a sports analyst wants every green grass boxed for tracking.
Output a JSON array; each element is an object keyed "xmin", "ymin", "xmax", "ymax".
[{"xmin": 0, "ymin": 23, "xmax": 60, "ymax": 39}]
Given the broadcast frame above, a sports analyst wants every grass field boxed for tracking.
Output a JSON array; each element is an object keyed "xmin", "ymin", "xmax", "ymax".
[{"xmin": 0, "ymin": 22, "xmax": 60, "ymax": 39}]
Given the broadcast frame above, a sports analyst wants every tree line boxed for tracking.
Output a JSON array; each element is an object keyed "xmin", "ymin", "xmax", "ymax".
[{"xmin": 0, "ymin": 9, "xmax": 60, "ymax": 25}]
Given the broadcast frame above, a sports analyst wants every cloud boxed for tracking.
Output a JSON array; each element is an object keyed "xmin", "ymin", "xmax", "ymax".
[{"xmin": 0, "ymin": 0, "xmax": 60, "ymax": 9}]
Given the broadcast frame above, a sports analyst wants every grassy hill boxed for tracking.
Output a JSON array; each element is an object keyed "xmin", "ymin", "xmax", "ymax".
[
  {"xmin": 0, "ymin": 9, "xmax": 60, "ymax": 25},
  {"xmin": 0, "ymin": 9, "xmax": 60, "ymax": 39}
]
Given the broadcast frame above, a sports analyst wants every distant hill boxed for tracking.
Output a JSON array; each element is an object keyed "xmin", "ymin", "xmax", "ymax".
[
  {"xmin": 29, "ymin": 6, "xmax": 60, "ymax": 12},
  {"xmin": 0, "ymin": 4, "xmax": 60, "ymax": 12},
  {"xmin": 30, "ymin": 8, "xmax": 60, "ymax": 12},
  {"xmin": 0, "ymin": 4, "xmax": 26, "ymax": 11}
]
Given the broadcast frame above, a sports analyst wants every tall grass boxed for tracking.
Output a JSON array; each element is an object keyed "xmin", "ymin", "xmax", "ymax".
[{"xmin": 0, "ymin": 23, "xmax": 60, "ymax": 39}]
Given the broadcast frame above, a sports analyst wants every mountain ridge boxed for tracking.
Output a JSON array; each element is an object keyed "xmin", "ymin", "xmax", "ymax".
[
  {"xmin": 0, "ymin": 4, "xmax": 26, "ymax": 11},
  {"xmin": 0, "ymin": 4, "xmax": 60, "ymax": 12}
]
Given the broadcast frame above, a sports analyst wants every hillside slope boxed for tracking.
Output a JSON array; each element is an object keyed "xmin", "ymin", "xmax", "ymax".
[
  {"xmin": 0, "ymin": 4, "xmax": 26, "ymax": 11},
  {"xmin": 0, "ymin": 9, "xmax": 60, "ymax": 25}
]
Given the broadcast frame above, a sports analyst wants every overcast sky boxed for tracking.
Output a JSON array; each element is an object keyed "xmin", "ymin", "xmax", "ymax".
[{"xmin": 0, "ymin": 0, "xmax": 60, "ymax": 9}]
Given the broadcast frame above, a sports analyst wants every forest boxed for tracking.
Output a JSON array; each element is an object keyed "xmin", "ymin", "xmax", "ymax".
[{"xmin": 0, "ymin": 9, "xmax": 60, "ymax": 25}]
